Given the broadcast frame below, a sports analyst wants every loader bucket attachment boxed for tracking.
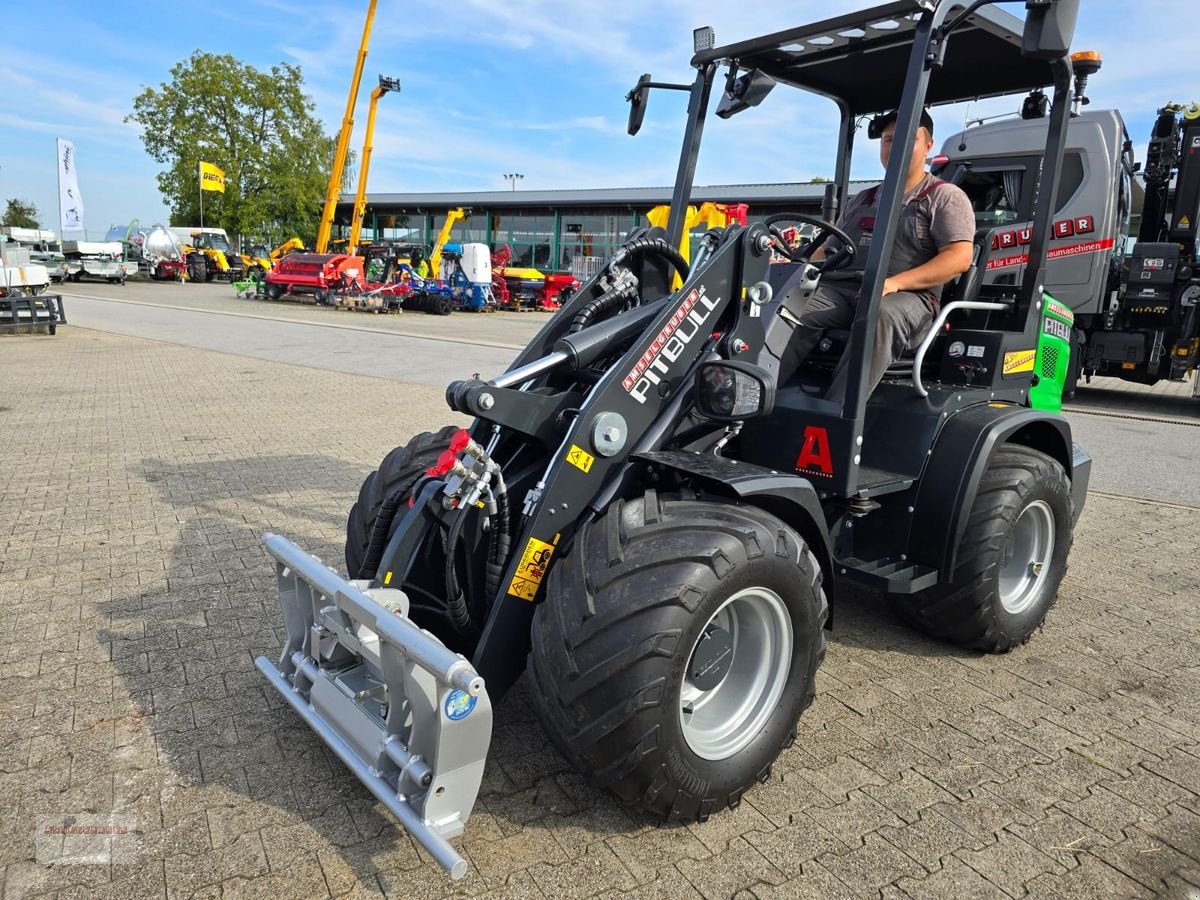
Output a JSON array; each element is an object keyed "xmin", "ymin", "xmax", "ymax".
[{"xmin": 255, "ymin": 533, "xmax": 491, "ymax": 880}]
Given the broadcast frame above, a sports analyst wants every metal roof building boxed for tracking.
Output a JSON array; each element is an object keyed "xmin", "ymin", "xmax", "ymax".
[{"xmin": 333, "ymin": 181, "xmax": 875, "ymax": 272}]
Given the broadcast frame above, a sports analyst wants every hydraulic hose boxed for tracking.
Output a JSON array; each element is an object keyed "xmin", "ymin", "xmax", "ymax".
[
  {"xmin": 358, "ymin": 472, "xmax": 428, "ymax": 579},
  {"xmin": 443, "ymin": 505, "xmax": 474, "ymax": 635},
  {"xmin": 483, "ymin": 485, "xmax": 513, "ymax": 604},
  {"xmin": 568, "ymin": 237, "xmax": 691, "ymax": 334},
  {"xmin": 610, "ymin": 236, "xmax": 690, "ymax": 279},
  {"xmin": 568, "ymin": 282, "xmax": 632, "ymax": 334}
]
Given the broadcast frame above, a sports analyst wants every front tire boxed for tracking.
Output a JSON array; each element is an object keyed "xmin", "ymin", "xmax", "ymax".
[
  {"xmin": 345, "ymin": 426, "xmax": 460, "ymax": 579},
  {"xmin": 894, "ymin": 445, "xmax": 1072, "ymax": 652},
  {"xmin": 528, "ymin": 490, "xmax": 827, "ymax": 821}
]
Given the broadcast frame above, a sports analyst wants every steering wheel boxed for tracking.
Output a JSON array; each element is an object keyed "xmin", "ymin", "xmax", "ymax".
[{"xmin": 763, "ymin": 212, "xmax": 856, "ymax": 272}]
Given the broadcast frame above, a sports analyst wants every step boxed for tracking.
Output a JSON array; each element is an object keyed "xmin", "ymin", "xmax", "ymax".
[{"xmin": 837, "ymin": 556, "xmax": 939, "ymax": 594}]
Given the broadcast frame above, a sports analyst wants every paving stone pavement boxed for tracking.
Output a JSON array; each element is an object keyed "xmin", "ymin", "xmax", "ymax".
[{"xmin": 2, "ymin": 328, "xmax": 1199, "ymax": 899}]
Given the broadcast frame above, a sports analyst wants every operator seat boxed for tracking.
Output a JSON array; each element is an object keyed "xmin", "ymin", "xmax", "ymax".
[{"xmin": 804, "ymin": 226, "xmax": 995, "ymax": 376}]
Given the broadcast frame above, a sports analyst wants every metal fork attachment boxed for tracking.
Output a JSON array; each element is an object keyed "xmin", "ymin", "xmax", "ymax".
[{"xmin": 255, "ymin": 533, "xmax": 491, "ymax": 880}]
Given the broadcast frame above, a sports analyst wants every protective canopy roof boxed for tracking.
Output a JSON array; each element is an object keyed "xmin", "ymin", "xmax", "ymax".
[{"xmin": 695, "ymin": 1, "xmax": 1057, "ymax": 116}]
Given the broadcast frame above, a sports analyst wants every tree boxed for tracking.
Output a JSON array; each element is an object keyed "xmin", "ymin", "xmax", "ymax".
[
  {"xmin": 127, "ymin": 52, "xmax": 341, "ymax": 244},
  {"xmin": 2, "ymin": 199, "xmax": 40, "ymax": 229}
]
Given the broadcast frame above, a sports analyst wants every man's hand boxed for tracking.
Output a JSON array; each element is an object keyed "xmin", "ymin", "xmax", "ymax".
[{"xmin": 882, "ymin": 276, "xmax": 901, "ymax": 296}]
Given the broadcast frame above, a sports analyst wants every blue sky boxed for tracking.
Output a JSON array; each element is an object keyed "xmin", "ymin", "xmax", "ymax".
[{"xmin": 0, "ymin": 0, "xmax": 1193, "ymax": 237}]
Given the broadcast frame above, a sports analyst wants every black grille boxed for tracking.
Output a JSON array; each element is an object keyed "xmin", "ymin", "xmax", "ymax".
[{"xmin": 1040, "ymin": 345, "xmax": 1059, "ymax": 378}]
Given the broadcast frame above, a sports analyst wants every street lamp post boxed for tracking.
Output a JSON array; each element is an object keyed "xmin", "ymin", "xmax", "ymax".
[{"xmin": 503, "ymin": 173, "xmax": 524, "ymax": 192}]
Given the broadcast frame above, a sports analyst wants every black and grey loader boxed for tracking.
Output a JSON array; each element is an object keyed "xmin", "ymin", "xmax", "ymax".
[{"xmin": 258, "ymin": 0, "xmax": 1093, "ymax": 878}]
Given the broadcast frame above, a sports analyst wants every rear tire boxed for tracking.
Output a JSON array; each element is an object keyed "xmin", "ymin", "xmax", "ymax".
[
  {"xmin": 345, "ymin": 426, "xmax": 460, "ymax": 578},
  {"xmin": 528, "ymin": 490, "xmax": 827, "ymax": 821},
  {"xmin": 894, "ymin": 445, "xmax": 1072, "ymax": 652},
  {"xmin": 265, "ymin": 283, "xmax": 282, "ymax": 300}
]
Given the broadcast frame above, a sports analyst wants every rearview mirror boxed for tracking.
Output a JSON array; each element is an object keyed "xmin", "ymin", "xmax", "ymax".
[
  {"xmin": 626, "ymin": 73, "xmax": 652, "ymax": 136},
  {"xmin": 696, "ymin": 361, "xmax": 775, "ymax": 421},
  {"xmin": 1022, "ymin": 0, "xmax": 1079, "ymax": 60},
  {"xmin": 716, "ymin": 69, "xmax": 776, "ymax": 119}
]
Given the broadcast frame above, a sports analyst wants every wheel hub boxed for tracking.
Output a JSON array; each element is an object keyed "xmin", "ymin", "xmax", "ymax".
[
  {"xmin": 688, "ymin": 626, "xmax": 734, "ymax": 690},
  {"xmin": 679, "ymin": 587, "xmax": 794, "ymax": 761},
  {"xmin": 998, "ymin": 500, "xmax": 1055, "ymax": 615}
]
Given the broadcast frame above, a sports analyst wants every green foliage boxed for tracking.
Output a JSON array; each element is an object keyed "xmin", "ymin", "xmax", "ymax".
[
  {"xmin": 127, "ymin": 52, "xmax": 340, "ymax": 244},
  {"xmin": 3, "ymin": 199, "xmax": 40, "ymax": 229}
]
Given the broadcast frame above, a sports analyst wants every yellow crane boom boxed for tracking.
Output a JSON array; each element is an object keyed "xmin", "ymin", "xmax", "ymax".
[
  {"xmin": 348, "ymin": 75, "xmax": 401, "ymax": 257},
  {"xmin": 316, "ymin": 0, "xmax": 377, "ymax": 255},
  {"xmin": 429, "ymin": 208, "xmax": 467, "ymax": 276}
]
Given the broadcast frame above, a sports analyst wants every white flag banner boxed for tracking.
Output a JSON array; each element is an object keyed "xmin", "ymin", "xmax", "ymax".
[{"xmin": 57, "ymin": 138, "xmax": 84, "ymax": 232}]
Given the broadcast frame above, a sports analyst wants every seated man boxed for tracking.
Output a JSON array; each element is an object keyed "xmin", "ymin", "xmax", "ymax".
[{"xmin": 778, "ymin": 108, "xmax": 976, "ymax": 402}]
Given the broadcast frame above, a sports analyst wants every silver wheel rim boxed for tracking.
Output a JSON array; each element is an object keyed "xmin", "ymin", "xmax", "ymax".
[
  {"xmin": 999, "ymin": 500, "xmax": 1055, "ymax": 615},
  {"xmin": 679, "ymin": 587, "xmax": 793, "ymax": 761}
]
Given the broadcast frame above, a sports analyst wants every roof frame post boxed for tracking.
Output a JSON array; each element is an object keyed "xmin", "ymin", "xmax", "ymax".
[
  {"xmin": 666, "ymin": 65, "xmax": 718, "ymax": 250},
  {"xmin": 1017, "ymin": 53, "xmax": 1074, "ymax": 309},
  {"xmin": 838, "ymin": 2, "xmax": 956, "ymax": 492}
]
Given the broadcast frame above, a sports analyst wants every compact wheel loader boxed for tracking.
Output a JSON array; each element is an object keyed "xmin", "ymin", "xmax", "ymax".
[{"xmin": 257, "ymin": 0, "xmax": 1093, "ymax": 878}]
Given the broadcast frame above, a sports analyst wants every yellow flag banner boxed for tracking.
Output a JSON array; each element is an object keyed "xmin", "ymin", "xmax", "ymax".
[{"xmin": 199, "ymin": 161, "xmax": 225, "ymax": 193}]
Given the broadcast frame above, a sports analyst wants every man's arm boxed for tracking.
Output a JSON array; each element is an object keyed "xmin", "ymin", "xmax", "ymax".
[{"xmin": 881, "ymin": 241, "xmax": 973, "ymax": 296}]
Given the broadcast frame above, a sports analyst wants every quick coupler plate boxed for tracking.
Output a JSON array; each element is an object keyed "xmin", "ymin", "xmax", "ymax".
[{"xmin": 255, "ymin": 533, "xmax": 492, "ymax": 879}]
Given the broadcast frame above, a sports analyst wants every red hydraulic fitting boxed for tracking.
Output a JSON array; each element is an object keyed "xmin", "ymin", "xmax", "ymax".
[
  {"xmin": 449, "ymin": 428, "xmax": 485, "ymax": 458},
  {"xmin": 434, "ymin": 450, "xmax": 458, "ymax": 476}
]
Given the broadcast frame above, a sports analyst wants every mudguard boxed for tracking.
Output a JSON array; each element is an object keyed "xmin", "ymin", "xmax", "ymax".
[
  {"xmin": 909, "ymin": 403, "xmax": 1087, "ymax": 580},
  {"xmin": 635, "ymin": 449, "xmax": 835, "ymax": 606}
]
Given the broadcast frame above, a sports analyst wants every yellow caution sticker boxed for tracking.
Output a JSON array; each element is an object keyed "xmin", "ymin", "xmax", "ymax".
[
  {"xmin": 1002, "ymin": 349, "xmax": 1037, "ymax": 375},
  {"xmin": 566, "ymin": 444, "xmax": 595, "ymax": 474},
  {"xmin": 1181, "ymin": 215, "xmax": 1192, "ymax": 228},
  {"xmin": 507, "ymin": 536, "xmax": 556, "ymax": 601}
]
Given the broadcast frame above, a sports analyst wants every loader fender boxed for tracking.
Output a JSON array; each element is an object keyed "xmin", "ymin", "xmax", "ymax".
[
  {"xmin": 910, "ymin": 404, "xmax": 1085, "ymax": 581},
  {"xmin": 634, "ymin": 449, "xmax": 835, "ymax": 609}
]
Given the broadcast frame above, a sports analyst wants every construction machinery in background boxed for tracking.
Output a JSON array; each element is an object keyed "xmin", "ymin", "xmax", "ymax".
[
  {"xmin": 0, "ymin": 234, "xmax": 64, "ymax": 333},
  {"xmin": 60, "ymin": 241, "xmax": 138, "ymax": 284},
  {"xmin": 348, "ymin": 75, "xmax": 403, "ymax": 257},
  {"xmin": 429, "ymin": 208, "xmax": 467, "ymax": 277},
  {"xmin": 264, "ymin": 251, "xmax": 365, "ymax": 304},
  {"xmin": 141, "ymin": 226, "xmax": 189, "ymax": 281},
  {"xmin": 256, "ymin": 0, "xmax": 1091, "ymax": 878},
  {"xmin": 316, "ymin": 0, "xmax": 377, "ymax": 254},
  {"xmin": 165, "ymin": 227, "xmax": 244, "ymax": 282},
  {"xmin": 240, "ymin": 237, "xmax": 306, "ymax": 281},
  {"xmin": 0, "ymin": 235, "xmax": 51, "ymax": 295},
  {"xmin": 934, "ymin": 74, "xmax": 1200, "ymax": 396},
  {"xmin": 491, "ymin": 245, "xmax": 581, "ymax": 311}
]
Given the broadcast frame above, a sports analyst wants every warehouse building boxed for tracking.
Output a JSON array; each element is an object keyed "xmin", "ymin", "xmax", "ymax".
[{"xmin": 333, "ymin": 181, "xmax": 872, "ymax": 274}]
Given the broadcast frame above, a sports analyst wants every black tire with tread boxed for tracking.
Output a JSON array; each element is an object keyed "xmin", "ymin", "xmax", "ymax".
[
  {"xmin": 345, "ymin": 426, "xmax": 459, "ymax": 578},
  {"xmin": 894, "ymin": 445, "xmax": 1073, "ymax": 652},
  {"xmin": 527, "ymin": 490, "xmax": 828, "ymax": 822}
]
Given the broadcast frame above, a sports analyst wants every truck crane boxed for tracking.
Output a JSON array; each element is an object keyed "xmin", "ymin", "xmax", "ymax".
[
  {"xmin": 315, "ymin": 0, "xmax": 377, "ymax": 255},
  {"xmin": 932, "ymin": 54, "xmax": 1200, "ymax": 396},
  {"xmin": 347, "ymin": 75, "xmax": 402, "ymax": 257}
]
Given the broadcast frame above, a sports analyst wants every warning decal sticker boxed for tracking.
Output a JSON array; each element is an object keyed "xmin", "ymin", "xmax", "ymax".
[
  {"xmin": 1002, "ymin": 349, "xmax": 1037, "ymax": 375},
  {"xmin": 566, "ymin": 444, "xmax": 595, "ymax": 473},
  {"xmin": 507, "ymin": 536, "xmax": 557, "ymax": 601}
]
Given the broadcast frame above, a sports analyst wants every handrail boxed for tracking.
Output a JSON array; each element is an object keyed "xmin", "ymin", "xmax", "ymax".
[{"xmin": 912, "ymin": 300, "xmax": 1009, "ymax": 398}]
